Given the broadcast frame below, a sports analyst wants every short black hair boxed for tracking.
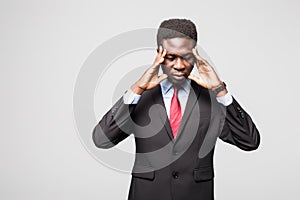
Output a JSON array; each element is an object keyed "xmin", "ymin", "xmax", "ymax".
[{"xmin": 157, "ymin": 18, "xmax": 197, "ymax": 47}]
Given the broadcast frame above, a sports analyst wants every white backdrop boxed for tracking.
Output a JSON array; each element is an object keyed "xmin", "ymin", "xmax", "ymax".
[{"xmin": 1, "ymin": 0, "xmax": 299, "ymax": 199}]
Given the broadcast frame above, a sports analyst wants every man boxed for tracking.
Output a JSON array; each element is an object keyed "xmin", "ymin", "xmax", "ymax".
[{"xmin": 93, "ymin": 18, "xmax": 260, "ymax": 200}]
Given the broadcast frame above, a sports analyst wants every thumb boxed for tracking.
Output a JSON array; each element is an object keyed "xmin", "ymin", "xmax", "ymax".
[
  {"xmin": 157, "ymin": 74, "xmax": 168, "ymax": 83},
  {"xmin": 188, "ymin": 74, "xmax": 200, "ymax": 83},
  {"xmin": 188, "ymin": 74, "xmax": 207, "ymax": 88}
]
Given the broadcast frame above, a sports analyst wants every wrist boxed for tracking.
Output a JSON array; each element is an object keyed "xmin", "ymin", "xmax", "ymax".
[
  {"xmin": 211, "ymin": 82, "xmax": 227, "ymax": 96},
  {"xmin": 216, "ymin": 88, "xmax": 228, "ymax": 97},
  {"xmin": 131, "ymin": 83, "xmax": 145, "ymax": 95}
]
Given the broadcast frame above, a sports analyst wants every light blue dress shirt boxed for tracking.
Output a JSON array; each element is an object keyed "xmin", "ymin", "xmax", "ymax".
[
  {"xmin": 123, "ymin": 79, "xmax": 233, "ymax": 118},
  {"xmin": 159, "ymin": 79, "xmax": 191, "ymax": 119}
]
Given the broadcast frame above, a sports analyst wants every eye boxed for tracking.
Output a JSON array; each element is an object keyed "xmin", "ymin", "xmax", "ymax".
[
  {"xmin": 165, "ymin": 55, "xmax": 176, "ymax": 61},
  {"xmin": 183, "ymin": 54, "xmax": 194, "ymax": 61}
]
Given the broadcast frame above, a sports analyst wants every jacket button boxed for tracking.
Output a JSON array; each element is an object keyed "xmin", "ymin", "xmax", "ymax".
[
  {"xmin": 172, "ymin": 171, "xmax": 179, "ymax": 179},
  {"xmin": 240, "ymin": 112, "xmax": 245, "ymax": 119}
]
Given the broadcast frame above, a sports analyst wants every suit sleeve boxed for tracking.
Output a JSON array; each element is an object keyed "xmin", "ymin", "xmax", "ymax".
[
  {"xmin": 219, "ymin": 96, "xmax": 260, "ymax": 151},
  {"xmin": 92, "ymin": 96, "xmax": 136, "ymax": 149}
]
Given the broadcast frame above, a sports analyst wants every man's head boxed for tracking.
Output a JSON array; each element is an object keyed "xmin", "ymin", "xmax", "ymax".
[{"xmin": 157, "ymin": 18, "xmax": 198, "ymax": 85}]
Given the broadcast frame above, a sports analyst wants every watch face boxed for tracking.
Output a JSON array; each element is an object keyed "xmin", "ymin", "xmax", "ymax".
[{"xmin": 213, "ymin": 82, "xmax": 226, "ymax": 95}]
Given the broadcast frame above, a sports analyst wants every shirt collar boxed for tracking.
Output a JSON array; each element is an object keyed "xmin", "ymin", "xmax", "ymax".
[{"xmin": 160, "ymin": 78, "xmax": 191, "ymax": 95}]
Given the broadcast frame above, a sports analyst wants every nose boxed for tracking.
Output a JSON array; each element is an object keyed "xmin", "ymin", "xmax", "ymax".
[{"xmin": 173, "ymin": 57, "xmax": 185, "ymax": 70}]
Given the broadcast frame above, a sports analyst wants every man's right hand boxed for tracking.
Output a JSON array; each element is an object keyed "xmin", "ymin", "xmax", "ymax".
[{"xmin": 130, "ymin": 46, "xmax": 168, "ymax": 95}]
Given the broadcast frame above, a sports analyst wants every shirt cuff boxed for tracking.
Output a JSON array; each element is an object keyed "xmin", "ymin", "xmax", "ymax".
[
  {"xmin": 123, "ymin": 89, "xmax": 142, "ymax": 104},
  {"xmin": 216, "ymin": 92, "xmax": 233, "ymax": 106}
]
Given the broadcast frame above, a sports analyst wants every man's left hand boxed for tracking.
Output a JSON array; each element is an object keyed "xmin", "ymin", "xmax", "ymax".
[{"xmin": 188, "ymin": 48, "xmax": 222, "ymax": 89}]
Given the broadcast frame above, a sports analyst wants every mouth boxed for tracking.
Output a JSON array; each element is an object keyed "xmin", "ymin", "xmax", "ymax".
[{"xmin": 172, "ymin": 73, "xmax": 186, "ymax": 81}]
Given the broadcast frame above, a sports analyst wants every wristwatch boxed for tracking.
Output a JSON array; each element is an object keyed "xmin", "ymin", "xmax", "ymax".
[{"xmin": 211, "ymin": 82, "xmax": 226, "ymax": 95}]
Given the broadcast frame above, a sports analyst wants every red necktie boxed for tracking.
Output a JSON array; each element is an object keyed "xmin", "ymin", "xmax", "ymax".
[{"xmin": 170, "ymin": 86, "xmax": 182, "ymax": 139}]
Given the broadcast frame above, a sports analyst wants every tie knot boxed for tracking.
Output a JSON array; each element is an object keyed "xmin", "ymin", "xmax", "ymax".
[{"xmin": 173, "ymin": 86, "xmax": 179, "ymax": 95}]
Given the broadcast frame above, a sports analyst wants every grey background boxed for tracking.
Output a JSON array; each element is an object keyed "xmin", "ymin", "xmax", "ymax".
[{"xmin": 1, "ymin": 0, "xmax": 299, "ymax": 199}]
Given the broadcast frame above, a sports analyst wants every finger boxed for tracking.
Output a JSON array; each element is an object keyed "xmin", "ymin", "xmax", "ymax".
[
  {"xmin": 161, "ymin": 48, "xmax": 167, "ymax": 57},
  {"xmin": 152, "ymin": 59, "xmax": 164, "ymax": 69},
  {"xmin": 155, "ymin": 50, "xmax": 166, "ymax": 65},
  {"xmin": 188, "ymin": 74, "xmax": 207, "ymax": 88},
  {"xmin": 192, "ymin": 48, "xmax": 209, "ymax": 65},
  {"xmin": 156, "ymin": 46, "xmax": 162, "ymax": 54},
  {"xmin": 192, "ymin": 48, "xmax": 202, "ymax": 61},
  {"xmin": 149, "ymin": 63, "xmax": 161, "ymax": 72},
  {"xmin": 157, "ymin": 74, "xmax": 168, "ymax": 83},
  {"xmin": 158, "ymin": 57, "xmax": 164, "ymax": 64},
  {"xmin": 159, "ymin": 45, "xmax": 163, "ymax": 54},
  {"xmin": 187, "ymin": 74, "xmax": 198, "ymax": 82},
  {"xmin": 153, "ymin": 47, "xmax": 164, "ymax": 66}
]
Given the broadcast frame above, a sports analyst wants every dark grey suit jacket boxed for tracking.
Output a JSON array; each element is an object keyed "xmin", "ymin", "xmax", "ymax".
[{"xmin": 93, "ymin": 81, "xmax": 260, "ymax": 200}]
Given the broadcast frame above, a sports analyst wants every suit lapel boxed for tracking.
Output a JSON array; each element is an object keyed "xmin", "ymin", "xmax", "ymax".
[{"xmin": 150, "ymin": 86, "xmax": 174, "ymax": 143}]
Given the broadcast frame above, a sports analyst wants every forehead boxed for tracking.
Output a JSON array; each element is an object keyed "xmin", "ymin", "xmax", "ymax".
[{"xmin": 162, "ymin": 38, "xmax": 195, "ymax": 54}]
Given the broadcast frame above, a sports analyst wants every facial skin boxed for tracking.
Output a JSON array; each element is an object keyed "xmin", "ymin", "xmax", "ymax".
[
  {"xmin": 160, "ymin": 38, "xmax": 196, "ymax": 85},
  {"xmin": 131, "ymin": 37, "xmax": 225, "ymax": 96}
]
